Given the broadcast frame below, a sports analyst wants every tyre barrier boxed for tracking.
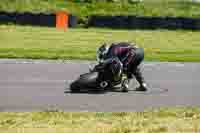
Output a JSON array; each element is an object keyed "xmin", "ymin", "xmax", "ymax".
[
  {"xmin": 69, "ymin": 14, "xmax": 78, "ymax": 28},
  {"xmin": 1, "ymin": 12, "xmax": 200, "ymax": 30},
  {"xmin": 88, "ymin": 15, "xmax": 200, "ymax": 30},
  {"xmin": 0, "ymin": 11, "xmax": 77, "ymax": 28}
]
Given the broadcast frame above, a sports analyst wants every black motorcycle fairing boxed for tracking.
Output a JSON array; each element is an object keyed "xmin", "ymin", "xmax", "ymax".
[
  {"xmin": 70, "ymin": 57, "xmax": 125, "ymax": 92},
  {"xmin": 94, "ymin": 57, "xmax": 123, "ymax": 87}
]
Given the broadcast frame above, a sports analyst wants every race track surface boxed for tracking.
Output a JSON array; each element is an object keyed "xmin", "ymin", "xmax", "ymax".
[{"xmin": 0, "ymin": 59, "xmax": 200, "ymax": 112}]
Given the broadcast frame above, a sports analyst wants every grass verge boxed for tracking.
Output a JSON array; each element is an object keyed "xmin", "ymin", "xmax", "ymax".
[
  {"xmin": 0, "ymin": 25, "xmax": 200, "ymax": 62},
  {"xmin": 0, "ymin": 107, "xmax": 200, "ymax": 133}
]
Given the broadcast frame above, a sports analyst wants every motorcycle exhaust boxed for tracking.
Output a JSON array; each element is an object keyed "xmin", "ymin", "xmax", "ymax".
[{"xmin": 100, "ymin": 81, "xmax": 108, "ymax": 88}]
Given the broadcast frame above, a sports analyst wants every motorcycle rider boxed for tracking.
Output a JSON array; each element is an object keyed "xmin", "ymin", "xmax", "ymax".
[{"xmin": 96, "ymin": 42, "xmax": 148, "ymax": 92}]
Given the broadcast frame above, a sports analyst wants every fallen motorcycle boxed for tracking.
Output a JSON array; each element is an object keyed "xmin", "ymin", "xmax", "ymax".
[{"xmin": 70, "ymin": 57, "xmax": 129, "ymax": 92}]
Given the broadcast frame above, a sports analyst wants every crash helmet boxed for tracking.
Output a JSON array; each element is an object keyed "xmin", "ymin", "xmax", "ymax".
[{"xmin": 96, "ymin": 43, "xmax": 109, "ymax": 63}]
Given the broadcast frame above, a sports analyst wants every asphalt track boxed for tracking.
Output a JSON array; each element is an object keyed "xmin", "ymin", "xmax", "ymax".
[{"xmin": 0, "ymin": 59, "xmax": 200, "ymax": 112}]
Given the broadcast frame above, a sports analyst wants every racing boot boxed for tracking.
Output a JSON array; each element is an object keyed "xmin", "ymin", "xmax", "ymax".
[
  {"xmin": 122, "ymin": 79, "xmax": 129, "ymax": 92},
  {"xmin": 134, "ymin": 68, "xmax": 148, "ymax": 91},
  {"xmin": 121, "ymin": 74, "xmax": 129, "ymax": 92}
]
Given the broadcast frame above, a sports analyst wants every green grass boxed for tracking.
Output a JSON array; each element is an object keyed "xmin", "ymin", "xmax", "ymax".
[
  {"xmin": 0, "ymin": 107, "xmax": 200, "ymax": 133},
  {"xmin": 0, "ymin": 25, "xmax": 200, "ymax": 62},
  {"xmin": 0, "ymin": 0, "xmax": 200, "ymax": 23}
]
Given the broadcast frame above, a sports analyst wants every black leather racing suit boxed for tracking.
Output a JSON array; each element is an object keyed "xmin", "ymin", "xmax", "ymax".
[{"xmin": 104, "ymin": 42, "xmax": 146, "ymax": 86}]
